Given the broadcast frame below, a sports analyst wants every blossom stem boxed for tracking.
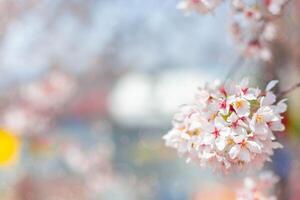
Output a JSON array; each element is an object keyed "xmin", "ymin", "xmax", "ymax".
[
  {"xmin": 224, "ymin": 56, "xmax": 245, "ymax": 80},
  {"xmin": 278, "ymin": 81, "xmax": 300, "ymax": 97}
]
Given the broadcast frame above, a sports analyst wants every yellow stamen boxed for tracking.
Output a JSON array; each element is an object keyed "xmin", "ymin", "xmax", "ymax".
[
  {"xmin": 255, "ymin": 114, "xmax": 265, "ymax": 123},
  {"xmin": 210, "ymin": 113, "xmax": 217, "ymax": 121},
  {"xmin": 227, "ymin": 138, "xmax": 234, "ymax": 145},
  {"xmin": 188, "ymin": 128, "xmax": 201, "ymax": 136},
  {"xmin": 237, "ymin": 160, "xmax": 245, "ymax": 166},
  {"xmin": 178, "ymin": 126, "xmax": 185, "ymax": 131},
  {"xmin": 235, "ymin": 99, "xmax": 244, "ymax": 109}
]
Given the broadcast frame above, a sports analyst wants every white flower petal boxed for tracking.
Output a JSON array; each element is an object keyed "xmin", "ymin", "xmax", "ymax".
[
  {"xmin": 234, "ymin": 98, "xmax": 250, "ymax": 117},
  {"xmin": 232, "ymin": 133, "xmax": 246, "ymax": 143},
  {"xmin": 266, "ymin": 80, "xmax": 279, "ymax": 91},
  {"xmin": 252, "ymin": 123, "xmax": 269, "ymax": 135},
  {"xmin": 246, "ymin": 141, "xmax": 262, "ymax": 153},
  {"xmin": 229, "ymin": 144, "xmax": 241, "ymax": 159},
  {"xmin": 215, "ymin": 116, "xmax": 229, "ymax": 129},
  {"xmin": 202, "ymin": 133, "xmax": 215, "ymax": 145},
  {"xmin": 232, "ymin": 126, "xmax": 247, "ymax": 137},
  {"xmin": 270, "ymin": 121, "xmax": 285, "ymax": 131},
  {"xmin": 238, "ymin": 148, "xmax": 251, "ymax": 162},
  {"xmin": 276, "ymin": 99, "xmax": 288, "ymax": 113},
  {"xmin": 215, "ymin": 136, "xmax": 227, "ymax": 151},
  {"xmin": 189, "ymin": 121, "xmax": 202, "ymax": 130},
  {"xmin": 272, "ymin": 142, "xmax": 283, "ymax": 149},
  {"xmin": 261, "ymin": 92, "xmax": 276, "ymax": 106},
  {"xmin": 227, "ymin": 112, "xmax": 239, "ymax": 123}
]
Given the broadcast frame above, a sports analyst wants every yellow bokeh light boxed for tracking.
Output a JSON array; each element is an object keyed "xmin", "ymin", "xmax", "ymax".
[{"xmin": 0, "ymin": 129, "xmax": 20, "ymax": 167}]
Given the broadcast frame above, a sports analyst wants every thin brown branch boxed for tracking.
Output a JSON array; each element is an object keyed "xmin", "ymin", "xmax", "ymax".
[{"xmin": 278, "ymin": 81, "xmax": 300, "ymax": 98}]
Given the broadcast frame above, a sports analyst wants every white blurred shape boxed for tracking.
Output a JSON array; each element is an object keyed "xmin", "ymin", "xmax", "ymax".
[
  {"xmin": 155, "ymin": 70, "xmax": 211, "ymax": 115},
  {"xmin": 2, "ymin": 108, "xmax": 29, "ymax": 135},
  {"xmin": 109, "ymin": 70, "xmax": 212, "ymax": 126},
  {"xmin": 108, "ymin": 73, "xmax": 153, "ymax": 125}
]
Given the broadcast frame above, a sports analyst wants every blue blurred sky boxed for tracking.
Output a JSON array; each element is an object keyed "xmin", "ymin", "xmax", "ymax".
[{"xmin": 0, "ymin": 0, "xmax": 237, "ymax": 85}]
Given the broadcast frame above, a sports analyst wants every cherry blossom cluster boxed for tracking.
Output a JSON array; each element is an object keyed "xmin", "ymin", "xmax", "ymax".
[
  {"xmin": 229, "ymin": 0, "xmax": 287, "ymax": 61},
  {"xmin": 21, "ymin": 71, "xmax": 75, "ymax": 110},
  {"xmin": 177, "ymin": 0, "xmax": 289, "ymax": 61},
  {"xmin": 62, "ymin": 142, "xmax": 116, "ymax": 195},
  {"xmin": 163, "ymin": 79, "xmax": 286, "ymax": 173},
  {"xmin": 1, "ymin": 71, "xmax": 76, "ymax": 136},
  {"xmin": 236, "ymin": 171, "xmax": 279, "ymax": 200},
  {"xmin": 177, "ymin": 0, "xmax": 288, "ymax": 16}
]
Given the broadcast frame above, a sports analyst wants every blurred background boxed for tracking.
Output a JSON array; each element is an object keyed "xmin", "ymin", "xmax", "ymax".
[{"xmin": 0, "ymin": 0, "xmax": 299, "ymax": 199}]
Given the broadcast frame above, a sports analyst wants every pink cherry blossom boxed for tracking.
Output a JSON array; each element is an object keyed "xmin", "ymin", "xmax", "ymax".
[
  {"xmin": 236, "ymin": 171, "xmax": 279, "ymax": 200},
  {"xmin": 177, "ymin": 0, "xmax": 288, "ymax": 61},
  {"xmin": 163, "ymin": 79, "xmax": 286, "ymax": 173},
  {"xmin": 177, "ymin": 0, "xmax": 222, "ymax": 14},
  {"xmin": 264, "ymin": 0, "xmax": 289, "ymax": 15}
]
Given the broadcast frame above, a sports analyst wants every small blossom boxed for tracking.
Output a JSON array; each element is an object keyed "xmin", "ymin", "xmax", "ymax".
[
  {"xmin": 230, "ymin": 9, "xmax": 276, "ymax": 62},
  {"xmin": 232, "ymin": 97, "xmax": 251, "ymax": 117},
  {"xmin": 177, "ymin": 0, "xmax": 221, "ymax": 14},
  {"xmin": 263, "ymin": 23, "xmax": 277, "ymax": 41},
  {"xmin": 236, "ymin": 171, "xmax": 279, "ymax": 200},
  {"xmin": 177, "ymin": 0, "xmax": 286, "ymax": 62},
  {"xmin": 264, "ymin": 0, "xmax": 288, "ymax": 15},
  {"xmin": 231, "ymin": 0, "xmax": 244, "ymax": 11}
]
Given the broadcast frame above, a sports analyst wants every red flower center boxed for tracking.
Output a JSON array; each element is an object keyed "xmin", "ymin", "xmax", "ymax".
[
  {"xmin": 241, "ymin": 87, "xmax": 248, "ymax": 95},
  {"xmin": 213, "ymin": 128, "xmax": 220, "ymax": 138},
  {"xmin": 219, "ymin": 100, "xmax": 227, "ymax": 109},
  {"xmin": 219, "ymin": 86, "xmax": 227, "ymax": 96}
]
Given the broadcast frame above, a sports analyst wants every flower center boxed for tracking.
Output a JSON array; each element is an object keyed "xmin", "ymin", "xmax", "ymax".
[
  {"xmin": 220, "ymin": 100, "xmax": 227, "ymax": 109},
  {"xmin": 210, "ymin": 113, "xmax": 217, "ymax": 121},
  {"xmin": 227, "ymin": 138, "xmax": 234, "ymax": 145},
  {"xmin": 240, "ymin": 140, "xmax": 247, "ymax": 147},
  {"xmin": 255, "ymin": 114, "xmax": 265, "ymax": 123},
  {"xmin": 213, "ymin": 128, "xmax": 220, "ymax": 138},
  {"xmin": 235, "ymin": 99, "xmax": 244, "ymax": 109},
  {"xmin": 178, "ymin": 126, "xmax": 186, "ymax": 131},
  {"xmin": 231, "ymin": 121, "xmax": 238, "ymax": 128},
  {"xmin": 188, "ymin": 128, "xmax": 201, "ymax": 136},
  {"xmin": 241, "ymin": 88, "xmax": 248, "ymax": 94}
]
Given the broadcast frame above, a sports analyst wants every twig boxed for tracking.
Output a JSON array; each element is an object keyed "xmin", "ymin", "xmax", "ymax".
[
  {"xmin": 278, "ymin": 81, "xmax": 300, "ymax": 98},
  {"xmin": 224, "ymin": 56, "xmax": 245, "ymax": 81}
]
